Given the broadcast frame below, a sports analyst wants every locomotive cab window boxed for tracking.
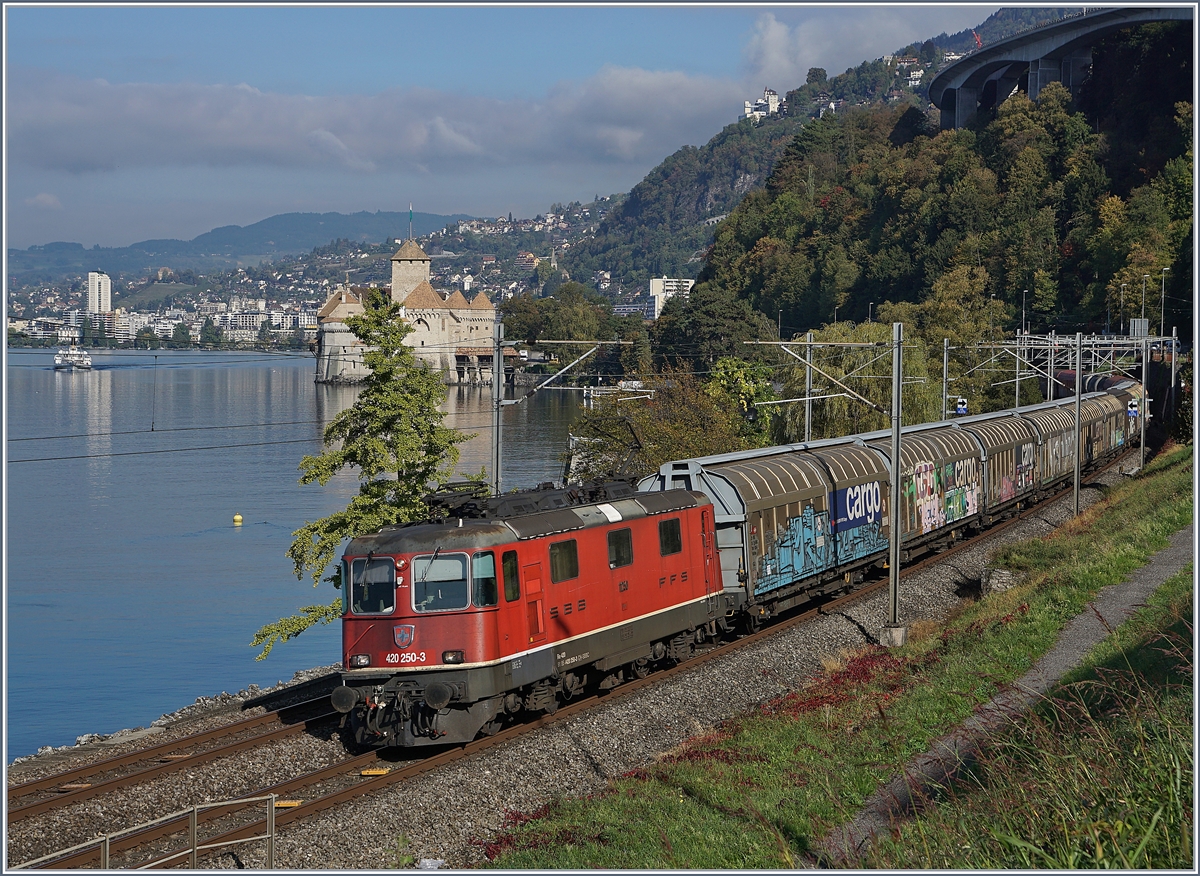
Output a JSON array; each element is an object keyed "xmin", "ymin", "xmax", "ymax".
[
  {"xmin": 348, "ymin": 557, "xmax": 396, "ymax": 615},
  {"xmin": 549, "ymin": 539, "xmax": 579, "ymax": 583},
  {"xmin": 658, "ymin": 518, "xmax": 683, "ymax": 556},
  {"xmin": 412, "ymin": 552, "xmax": 469, "ymax": 612},
  {"xmin": 608, "ymin": 528, "xmax": 634, "ymax": 568},
  {"xmin": 472, "ymin": 551, "xmax": 499, "ymax": 608}
]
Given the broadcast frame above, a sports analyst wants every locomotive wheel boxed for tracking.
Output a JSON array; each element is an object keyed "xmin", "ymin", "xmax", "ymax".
[
  {"xmin": 562, "ymin": 671, "xmax": 586, "ymax": 700},
  {"xmin": 631, "ymin": 658, "xmax": 651, "ymax": 679}
]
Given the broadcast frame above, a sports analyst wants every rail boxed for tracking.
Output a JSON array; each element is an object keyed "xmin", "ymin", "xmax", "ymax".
[{"xmin": 10, "ymin": 794, "xmax": 280, "ymax": 870}]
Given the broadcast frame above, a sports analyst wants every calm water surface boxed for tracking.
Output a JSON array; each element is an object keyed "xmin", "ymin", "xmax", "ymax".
[{"xmin": 5, "ymin": 348, "xmax": 580, "ymax": 759}]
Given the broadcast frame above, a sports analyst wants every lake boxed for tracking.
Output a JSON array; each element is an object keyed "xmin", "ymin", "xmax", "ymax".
[{"xmin": 5, "ymin": 348, "xmax": 581, "ymax": 759}]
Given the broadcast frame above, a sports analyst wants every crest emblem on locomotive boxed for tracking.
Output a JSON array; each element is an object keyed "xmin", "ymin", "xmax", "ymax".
[{"xmin": 393, "ymin": 625, "xmax": 415, "ymax": 648}]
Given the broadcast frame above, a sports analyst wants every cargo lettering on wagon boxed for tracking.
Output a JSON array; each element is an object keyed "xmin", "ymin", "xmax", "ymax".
[{"xmin": 835, "ymin": 482, "xmax": 882, "ymax": 530}]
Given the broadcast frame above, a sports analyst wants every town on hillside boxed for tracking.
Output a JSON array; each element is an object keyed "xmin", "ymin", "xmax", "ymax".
[{"xmin": 7, "ymin": 197, "xmax": 699, "ymax": 361}]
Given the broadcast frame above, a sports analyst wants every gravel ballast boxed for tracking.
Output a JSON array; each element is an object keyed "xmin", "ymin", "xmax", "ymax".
[{"xmin": 6, "ymin": 473, "xmax": 1136, "ymax": 869}]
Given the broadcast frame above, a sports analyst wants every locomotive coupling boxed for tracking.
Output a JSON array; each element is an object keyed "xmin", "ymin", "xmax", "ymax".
[{"xmin": 331, "ymin": 685, "xmax": 361, "ymax": 713}]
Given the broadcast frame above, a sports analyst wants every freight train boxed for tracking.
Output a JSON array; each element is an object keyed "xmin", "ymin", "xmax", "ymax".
[{"xmin": 330, "ymin": 375, "xmax": 1142, "ymax": 748}]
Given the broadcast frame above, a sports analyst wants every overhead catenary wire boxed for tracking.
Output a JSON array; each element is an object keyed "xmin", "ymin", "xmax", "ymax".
[
  {"xmin": 9, "ymin": 437, "xmax": 322, "ymax": 464},
  {"xmin": 7, "ymin": 414, "xmax": 573, "ymax": 464}
]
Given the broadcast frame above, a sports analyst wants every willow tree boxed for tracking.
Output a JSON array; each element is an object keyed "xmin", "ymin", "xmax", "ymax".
[
  {"xmin": 778, "ymin": 319, "xmax": 941, "ymax": 441},
  {"xmin": 252, "ymin": 289, "xmax": 469, "ymax": 659}
]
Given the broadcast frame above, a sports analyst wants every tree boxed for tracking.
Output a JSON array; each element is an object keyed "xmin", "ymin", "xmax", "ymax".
[
  {"xmin": 807, "ymin": 67, "xmax": 827, "ymax": 85},
  {"xmin": 500, "ymin": 292, "xmax": 545, "ymax": 346},
  {"xmin": 567, "ymin": 365, "xmax": 756, "ymax": 482},
  {"xmin": 251, "ymin": 290, "xmax": 470, "ymax": 659},
  {"xmin": 651, "ymin": 281, "xmax": 776, "ymax": 370},
  {"xmin": 200, "ymin": 317, "xmax": 222, "ymax": 346},
  {"xmin": 777, "ymin": 319, "xmax": 941, "ymax": 441},
  {"xmin": 171, "ymin": 322, "xmax": 192, "ymax": 348},
  {"xmin": 257, "ymin": 319, "xmax": 273, "ymax": 342},
  {"xmin": 704, "ymin": 356, "xmax": 777, "ymax": 443},
  {"xmin": 135, "ymin": 327, "xmax": 161, "ymax": 349}
]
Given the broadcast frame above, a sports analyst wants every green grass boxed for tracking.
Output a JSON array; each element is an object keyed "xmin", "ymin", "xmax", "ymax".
[
  {"xmin": 862, "ymin": 566, "xmax": 1193, "ymax": 869},
  {"xmin": 114, "ymin": 282, "xmax": 203, "ymax": 310},
  {"xmin": 480, "ymin": 445, "xmax": 1193, "ymax": 869}
]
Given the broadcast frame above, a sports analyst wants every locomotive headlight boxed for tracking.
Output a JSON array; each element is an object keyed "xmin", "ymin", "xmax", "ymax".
[
  {"xmin": 349, "ymin": 654, "xmax": 371, "ymax": 668},
  {"xmin": 442, "ymin": 650, "xmax": 465, "ymax": 664},
  {"xmin": 396, "ymin": 558, "xmax": 408, "ymax": 570}
]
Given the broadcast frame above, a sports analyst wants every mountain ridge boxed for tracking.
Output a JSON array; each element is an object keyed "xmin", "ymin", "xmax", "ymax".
[{"xmin": 8, "ymin": 210, "xmax": 473, "ymax": 283}]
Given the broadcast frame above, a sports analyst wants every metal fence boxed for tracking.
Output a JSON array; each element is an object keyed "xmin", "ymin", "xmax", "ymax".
[{"xmin": 11, "ymin": 793, "xmax": 279, "ymax": 870}]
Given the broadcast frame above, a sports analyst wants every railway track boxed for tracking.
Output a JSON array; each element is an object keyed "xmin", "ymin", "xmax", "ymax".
[
  {"xmin": 12, "ymin": 456, "xmax": 1128, "ymax": 869},
  {"xmin": 7, "ymin": 698, "xmax": 336, "ymax": 823}
]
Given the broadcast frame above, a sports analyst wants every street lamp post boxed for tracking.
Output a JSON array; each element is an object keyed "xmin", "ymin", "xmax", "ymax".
[
  {"xmin": 868, "ymin": 302, "xmax": 873, "ymax": 323},
  {"xmin": 1120, "ymin": 283, "xmax": 1127, "ymax": 334},
  {"xmin": 1141, "ymin": 274, "xmax": 1149, "ymax": 320},
  {"xmin": 1160, "ymin": 267, "xmax": 1169, "ymax": 337},
  {"xmin": 1022, "ymin": 289, "xmax": 1027, "ymax": 335}
]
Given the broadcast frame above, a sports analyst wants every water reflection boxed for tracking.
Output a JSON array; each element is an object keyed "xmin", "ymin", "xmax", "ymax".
[{"xmin": 6, "ymin": 350, "xmax": 582, "ymax": 757}]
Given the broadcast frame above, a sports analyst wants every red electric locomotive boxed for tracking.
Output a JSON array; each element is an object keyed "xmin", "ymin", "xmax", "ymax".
[{"xmin": 330, "ymin": 483, "xmax": 722, "ymax": 747}]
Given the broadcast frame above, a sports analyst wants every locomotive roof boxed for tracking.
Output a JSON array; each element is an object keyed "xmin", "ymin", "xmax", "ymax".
[{"xmin": 345, "ymin": 489, "xmax": 703, "ymax": 556}]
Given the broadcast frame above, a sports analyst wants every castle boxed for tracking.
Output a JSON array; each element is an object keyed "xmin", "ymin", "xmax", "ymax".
[{"xmin": 314, "ymin": 240, "xmax": 501, "ymax": 384}]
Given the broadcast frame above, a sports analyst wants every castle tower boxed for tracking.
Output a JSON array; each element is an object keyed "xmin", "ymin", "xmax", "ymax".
[{"xmin": 390, "ymin": 239, "xmax": 431, "ymax": 304}]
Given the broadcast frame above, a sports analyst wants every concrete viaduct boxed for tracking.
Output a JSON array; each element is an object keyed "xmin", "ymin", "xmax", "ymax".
[{"xmin": 929, "ymin": 6, "xmax": 1194, "ymax": 130}]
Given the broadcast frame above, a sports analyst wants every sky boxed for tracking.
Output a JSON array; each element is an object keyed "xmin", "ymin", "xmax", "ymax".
[{"xmin": 4, "ymin": 3, "xmax": 999, "ymax": 250}]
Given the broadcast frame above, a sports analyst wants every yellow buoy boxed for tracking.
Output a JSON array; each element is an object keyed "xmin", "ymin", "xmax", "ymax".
[{"xmin": 233, "ymin": 513, "xmax": 243, "ymax": 526}]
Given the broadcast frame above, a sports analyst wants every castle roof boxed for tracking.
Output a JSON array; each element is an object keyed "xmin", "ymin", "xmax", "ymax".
[
  {"xmin": 391, "ymin": 239, "xmax": 429, "ymax": 261},
  {"xmin": 402, "ymin": 280, "xmax": 444, "ymax": 309},
  {"xmin": 469, "ymin": 291, "xmax": 495, "ymax": 311},
  {"xmin": 317, "ymin": 286, "xmax": 365, "ymax": 321},
  {"xmin": 443, "ymin": 289, "xmax": 471, "ymax": 310}
]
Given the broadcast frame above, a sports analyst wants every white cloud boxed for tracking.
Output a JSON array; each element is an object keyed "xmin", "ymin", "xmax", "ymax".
[
  {"xmin": 6, "ymin": 66, "xmax": 742, "ymax": 177},
  {"xmin": 426, "ymin": 117, "xmax": 484, "ymax": 156},
  {"xmin": 741, "ymin": 8, "xmax": 1001, "ymax": 92},
  {"xmin": 24, "ymin": 192, "xmax": 63, "ymax": 209},
  {"xmin": 304, "ymin": 129, "xmax": 376, "ymax": 171}
]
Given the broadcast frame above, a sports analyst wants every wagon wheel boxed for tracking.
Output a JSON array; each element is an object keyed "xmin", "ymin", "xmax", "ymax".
[{"xmin": 631, "ymin": 657, "xmax": 651, "ymax": 679}]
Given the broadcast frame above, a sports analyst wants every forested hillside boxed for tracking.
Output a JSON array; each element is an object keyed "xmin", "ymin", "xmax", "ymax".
[
  {"xmin": 560, "ymin": 7, "xmax": 1101, "ymax": 298},
  {"xmin": 674, "ymin": 22, "xmax": 1191, "ymax": 367},
  {"xmin": 932, "ymin": 7, "xmax": 1078, "ymax": 52},
  {"xmin": 563, "ymin": 114, "xmax": 806, "ymax": 292}
]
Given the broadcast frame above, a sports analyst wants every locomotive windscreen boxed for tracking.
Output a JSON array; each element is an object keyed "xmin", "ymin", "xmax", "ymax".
[{"xmin": 413, "ymin": 553, "xmax": 470, "ymax": 611}]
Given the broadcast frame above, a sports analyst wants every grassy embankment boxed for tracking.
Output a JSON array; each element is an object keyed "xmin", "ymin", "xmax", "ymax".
[{"xmin": 479, "ymin": 445, "xmax": 1193, "ymax": 869}]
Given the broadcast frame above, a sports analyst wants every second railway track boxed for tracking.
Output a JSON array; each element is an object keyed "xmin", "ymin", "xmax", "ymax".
[
  {"xmin": 7, "ymin": 699, "xmax": 338, "ymax": 824},
  {"xmin": 8, "ymin": 455, "xmax": 1129, "ymax": 869}
]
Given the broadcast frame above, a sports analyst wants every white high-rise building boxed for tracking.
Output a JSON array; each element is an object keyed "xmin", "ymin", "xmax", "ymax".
[
  {"xmin": 649, "ymin": 277, "xmax": 694, "ymax": 319},
  {"xmin": 87, "ymin": 272, "xmax": 112, "ymax": 314}
]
